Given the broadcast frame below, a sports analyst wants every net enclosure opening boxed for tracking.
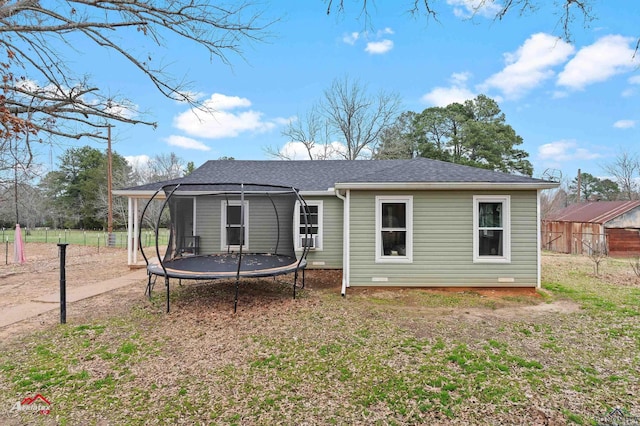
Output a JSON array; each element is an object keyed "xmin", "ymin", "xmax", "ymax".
[{"xmin": 139, "ymin": 183, "xmax": 312, "ymax": 312}]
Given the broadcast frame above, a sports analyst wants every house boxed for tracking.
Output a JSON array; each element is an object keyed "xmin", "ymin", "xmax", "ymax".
[
  {"xmin": 114, "ymin": 158, "xmax": 558, "ymax": 294},
  {"xmin": 542, "ymin": 201, "xmax": 640, "ymax": 256}
]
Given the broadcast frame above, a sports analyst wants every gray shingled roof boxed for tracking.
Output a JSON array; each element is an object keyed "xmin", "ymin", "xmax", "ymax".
[{"xmin": 119, "ymin": 158, "xmax": 552, "ymax": 192}]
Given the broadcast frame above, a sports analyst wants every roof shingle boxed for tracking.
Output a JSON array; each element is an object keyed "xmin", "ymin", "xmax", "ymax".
[{"xmin": 119, "ymin": 158, "xmax": 553, "ymax": 192}]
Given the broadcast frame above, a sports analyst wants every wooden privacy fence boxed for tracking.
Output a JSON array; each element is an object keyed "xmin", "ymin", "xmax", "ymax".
[{"xmin": 541, "ymin": 230, "xmax": 608, "ymax": 255}]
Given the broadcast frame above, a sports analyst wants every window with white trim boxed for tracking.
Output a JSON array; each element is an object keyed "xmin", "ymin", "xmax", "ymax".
[
  {"xmin": 294, "ymin": 200, "xmax": 323, "ymax": 250},
  {"xmin": 473, "ymin": 195, "xmax": 510, "ymax": 263},
  {"xmin": 375, "ymin": 196, "xmax": 413, "ymax": 263},
  {"xmin": 221, "ymin": 200, "xmax": 249, "ymax": 250}
]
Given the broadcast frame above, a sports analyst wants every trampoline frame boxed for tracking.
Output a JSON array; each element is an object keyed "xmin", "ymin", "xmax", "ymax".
[{"xmin": 139, "ymin": 182, "xmax": 312, "ymax": 313}]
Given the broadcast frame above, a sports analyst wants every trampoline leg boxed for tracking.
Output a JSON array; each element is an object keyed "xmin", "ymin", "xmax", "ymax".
[
  {"xmin": 165, "ymin": 277, "xmax": 170, "ymax": 313},
  {"xmin": 234, "ymin": 278, "xmax": 240, "ymax": 313},
  {"xmin": 293, "ymin": 270, "xmax": 298, "ymax": 299},
  {"xmin": 302, "ymin": 268, "xmax": 306, "ymax": 289},
  {"xmin": 146, "ymin": 273, "xmax": 152, "ymax": 299}
]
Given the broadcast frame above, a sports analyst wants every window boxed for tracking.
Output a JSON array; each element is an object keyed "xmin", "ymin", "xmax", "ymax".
[
  {"xmin": 294, "ymin": 200, "xmax": 323, "ymax": 250},
  {"xmin": 221, "ymin": 200, "xmax": 249, "ymax": 250},
  {"xmin": 473, "ymin": 195, "xmax": 510, "ymax": 263},
  {"xmin": 375, "ymin": 196, "xmax": 413, "ymax": 263}
]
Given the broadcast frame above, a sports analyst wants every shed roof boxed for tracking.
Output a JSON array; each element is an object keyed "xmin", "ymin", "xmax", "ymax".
[
  {"xmin": 117, "ymin": 157, "xmax": 556, "ymax": 194},
  {"xmin": 544, "ymin": 201, "xmax": 640, "ymax": 224}
]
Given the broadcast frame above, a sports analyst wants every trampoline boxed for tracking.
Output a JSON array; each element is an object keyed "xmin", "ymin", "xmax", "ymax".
[{"xmin": 140, "ymin": 182, "xmax": 312, "ymax": 312}]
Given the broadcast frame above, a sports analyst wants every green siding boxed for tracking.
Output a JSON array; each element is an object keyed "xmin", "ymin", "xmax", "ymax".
[
  {"xmin": 194, "ymin": 196, "xmax": 220, "ymax": 254},
  {"xmin": 348, "ymin": 190, "xmax": 539, "ymax": 288},
  {"xmin": 195, "ymin": 195, "xmax": 295, "ymax": 255},
  {"xmin": 297, "ymin": 196, "xmax": 344, "ymax": 269}
]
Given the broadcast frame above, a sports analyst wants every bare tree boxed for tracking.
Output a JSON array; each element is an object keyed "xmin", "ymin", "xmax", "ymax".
[
  {"xmin": 148, "ymin": 153, "xmax": 185, "ymax": 182},
  {"xmin": 326, "ymin": 1, "xmax": 597, "ymax": 42},
  {"xmin": 630, "ymin": 256, "xmax": 640, "ymax": 279},
  {"xmin": 603, "ymin": 149, "xmax": 639, "ymax": 200},
  {"xmin": 583, "ymin": 240, "xmax": 607, "ymax": 276},
  {"xmin": 267, "ymin": 107, "xmax": 339, "ymax": 160},
  {"xmin": 268, "ymin": 77, "xmax": 401, "ymax": 160},
  {"xmin": 540, "ymin": 185, "xmax": 568, "ymax": 219},
  {"xmin": 128, "ymin": 152, "xmax": 186, "ymax": 185},
  {"xmin": 0, "ymin": 0, "xmax": 271, "ymax": 169},
  {"xmin": 322, "ymin": 77, "xmax": 401, "ymax": 160}
]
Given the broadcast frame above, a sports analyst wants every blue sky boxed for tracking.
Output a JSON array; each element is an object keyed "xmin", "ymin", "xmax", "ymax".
[{"xmin": 37, "ymin": 1, "xmax": 640, "ymax": 183}]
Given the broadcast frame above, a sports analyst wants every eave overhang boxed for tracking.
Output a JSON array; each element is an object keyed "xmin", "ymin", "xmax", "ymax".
[{"xmin": 334, "ymin": 181, "xmax": 560, "ymax": 191}]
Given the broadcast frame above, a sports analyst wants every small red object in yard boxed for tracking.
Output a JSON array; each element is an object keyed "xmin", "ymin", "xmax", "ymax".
[{"xmin": 14, "ymin": 224, "xmax": 26, "ymax": 264}]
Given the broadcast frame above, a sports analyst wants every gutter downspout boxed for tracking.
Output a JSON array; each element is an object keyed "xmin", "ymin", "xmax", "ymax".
[{"xmin": 335, "ymin": 188, "xmax": 349, "ymax": 296}]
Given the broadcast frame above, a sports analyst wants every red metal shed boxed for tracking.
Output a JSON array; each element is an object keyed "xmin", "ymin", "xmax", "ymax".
[{"xmin": 542, "ymin": 201, "xmax": 640, "ymax": 256}]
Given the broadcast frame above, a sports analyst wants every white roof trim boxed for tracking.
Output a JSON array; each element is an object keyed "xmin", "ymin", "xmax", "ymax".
[
  {"xmin": 114, "ymin": 182, "xmax": 559, "ymax": 197},
  {"xmin": 114, "ymin": 188, "xmax": 337, "ymax": 198},
  {"xmin": 334, "ymin": 181, "xmax": 560, "ymax": 190},
  {"xmin": 300, "ymin": 190, "xmax": 335, "ymax": 196},
  {"xmin": 112, "ymin": 189, "xmax": 164, "ymax": 198}
]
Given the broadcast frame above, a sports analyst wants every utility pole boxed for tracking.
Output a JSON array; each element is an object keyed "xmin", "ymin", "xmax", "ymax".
[
  {"xmin": 107, "ymin": 124, "xmax": 114, "ymax": 246},
  {"xmin": 577, "ymin": 169, "xmax": 582, "ymax": 202}
]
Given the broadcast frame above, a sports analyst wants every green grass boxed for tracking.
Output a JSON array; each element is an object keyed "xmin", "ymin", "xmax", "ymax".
[
  {"xmin": 0, "ymin": 254, "xmax": 638, "ymax": 424},
  {"xmin": 1, "ymin": 228, "xmax": 169, "ymax": 248}
]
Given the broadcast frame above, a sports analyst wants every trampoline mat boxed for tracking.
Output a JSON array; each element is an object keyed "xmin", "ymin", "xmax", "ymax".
[{"xmin": 147, "ymin": 253, "xmax": 306, "ymax": 280}]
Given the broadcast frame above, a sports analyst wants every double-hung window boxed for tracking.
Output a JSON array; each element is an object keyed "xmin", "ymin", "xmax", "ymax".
[
  {"xmin": 221, "ymin": 200, "xmax": 249, "ymax": 250},
  {"xmin": 375, "ymin": 196, "xmax": 413, "ymax": 263},
  {"xmin": 473, "ymin": 195, "xmax": 510, "ymax": 263},
  {"xmin": 295, "ymin": 200, "xmax": 323, "ymax": 250}
]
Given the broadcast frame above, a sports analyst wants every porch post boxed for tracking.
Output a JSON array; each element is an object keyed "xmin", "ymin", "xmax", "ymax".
[
  {"xmin": 133, "ymin": 198, "xmax": 139, "ymax": 264},
  {"xmin": 127, "ymin": 197, "xmax": 133, "ymax": 265}
]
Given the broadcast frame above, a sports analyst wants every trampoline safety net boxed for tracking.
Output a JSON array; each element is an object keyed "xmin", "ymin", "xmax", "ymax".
[{"xmin": 139, "ymin": 183, "xmax": 312, "ymax": 312}]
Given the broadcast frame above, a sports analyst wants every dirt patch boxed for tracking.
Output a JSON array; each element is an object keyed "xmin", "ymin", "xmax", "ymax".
[
  {"xmin": 0, "ymin": 242, "xmax": 132, "ymax": 310},
  {"xmin": 0, "ymin": 243, "xmax": 137, "ymax": 340}
]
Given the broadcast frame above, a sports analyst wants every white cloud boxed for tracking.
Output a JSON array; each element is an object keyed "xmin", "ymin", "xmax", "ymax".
[
  {"xmin": 173, "ymin": 93, "xmax": 282, "ymax": 139},
  {"xmin": 447, "ymin": 0, "xmax": 502, "ymax": 18},
  {"xmin": 629, "ymin": 75, "xmax": 640, "ymax": 85},
  {"xmin": 174, "ymin": 91, "xmax": 207, "ymax": 104},
  {"xmin": 344, "ymin": 28, "xmax": 395, "ymax": 55},
  {"xmin": 278, "ymin": 141, "xmax": 348, "ymax": 160},
  {"xmin": 451, "ymin": 72, "xmax": 471, "ymax": 85},
  {"xmin": 342, "ymin": 32, "xmax": 360, "ymax": 45},
  {"xmin": 421, "ymin": 72, "xmax": 475, "ymax": 106},
  {"xmin": 421, "ymin": 86, "xmax": 476, "ymax": 106},
  {"xmin": 273, "ymin": 116, "xmax": 297, "ymax": 126},
  {"xmin": 621, "ymin": 88, "xmax": 636, "ymax": 97},
  {"xmin": 538, "ymin": 140, "xmax": 602, "ymax": 162},
  {"xmin": 164, "ymin": 135, "xmax": 211, "ymax": 151},
  {"xmin": 613, "ymin": 119, "xmax": 636, "ymax": 129},
  {"xmin": 481, "ymin": 33, "xmax": 574, "ymax": 99},
  {"xmin": 557, "ymin": 35, "xmax": 640, "ymax": 90},
  {"xmin": 125, "ymin": 155, "xmax": 151, "ymax": 168},
  {"xmin": 205, "ymin": 93, "xmax": 252, "ymax": 110},
  {"xmin": 365, "ymin": 39, "xmax": 394, "ymax": 55}
]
